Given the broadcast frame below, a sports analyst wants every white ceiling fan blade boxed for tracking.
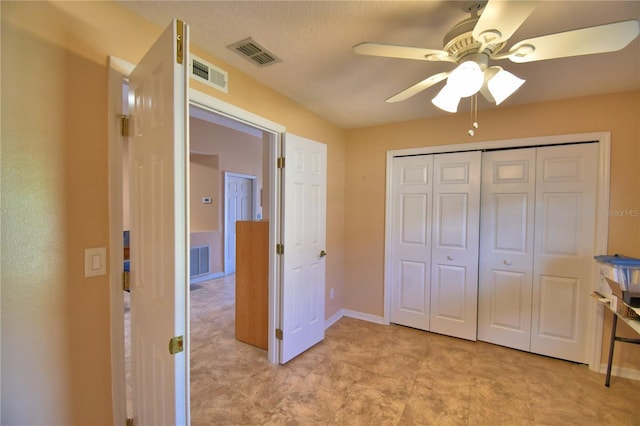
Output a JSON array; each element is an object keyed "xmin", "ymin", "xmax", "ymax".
[
  {"xmin": 386, "ymin": 72, "xmax": 450, "ymax": 103},
  {"xmin": 473, "ymin": 1, "xmax": 538, "ymax": 45},
  {"xmin": 506, "ymin": 20, "xmax": 640, "ymax": 63},
  {"xmin": 353, "ymin": 42, "xmax": 453, "ymax": 62}
]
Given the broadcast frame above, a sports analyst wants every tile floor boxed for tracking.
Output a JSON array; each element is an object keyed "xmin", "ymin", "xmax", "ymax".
[{"xmin": 128, "ymin": 275, "xmax": 640, "ymax": 425}]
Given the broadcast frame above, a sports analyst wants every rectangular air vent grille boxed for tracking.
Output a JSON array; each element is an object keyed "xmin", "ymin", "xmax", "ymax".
[
  {"xmin": 227, "ymin": 37, "xmax": 282, "ymax": 67},
  {"xmin": 189, "ymin": 55, "xmax": 228, "ymax": 93},
  {"xmin": 190, "ymin": 245, "xmax": 210, "ymax": 277}
]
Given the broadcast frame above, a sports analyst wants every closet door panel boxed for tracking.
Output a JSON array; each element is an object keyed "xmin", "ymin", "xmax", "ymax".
[
  {"xmin": 531, "ymin": 143, "xmax": 598, "ymax": 363},
  {"xmin": 390, "ymin": 155, "xmax": 434, "ymax": 330},
  {"xmin": 430, "ymin": 151, "xmax": 481, "ymax": 341},
  {"xmin": 478, "ymin": 149, "xmax": 536, "ymax": 351}
]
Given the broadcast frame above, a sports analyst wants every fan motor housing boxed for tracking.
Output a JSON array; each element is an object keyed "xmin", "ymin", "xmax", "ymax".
[{"xmin": 443, "ymin": 17, "xmax": 506, "ymax": 60}]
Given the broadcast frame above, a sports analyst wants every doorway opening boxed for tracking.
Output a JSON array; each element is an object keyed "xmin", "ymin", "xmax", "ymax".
[
  {"xmin": 121, "ymin": 99, "xmax": 277, "ymax": 418},
  {"xmin": 109, "ymin": 56, "xmax": 285, "ymax": 423}
]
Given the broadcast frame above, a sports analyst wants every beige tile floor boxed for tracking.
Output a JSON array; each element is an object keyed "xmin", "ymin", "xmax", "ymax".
[{"xmin": 128, "ymin": 275, "xmax": 640, "ymax": 425}]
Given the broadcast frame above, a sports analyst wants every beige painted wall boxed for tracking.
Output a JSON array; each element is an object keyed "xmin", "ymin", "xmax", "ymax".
[
  {"xmin": 191, "ymin": 153, "xmax": 219, "ymax": 232},
  {"xmin": 190, "ymin": 154, "xmax": 221, "ymax": 275},
  {"xmin": 1, "ymin": 1, "xmax": 346, "ymax": 424},
  {"xmin": 344, "ymin": 90, "xmax": 640, "ymax": 372},
  {"xmin": 190, "ymin": 117, "xmax": 264, "ymax": 275}
]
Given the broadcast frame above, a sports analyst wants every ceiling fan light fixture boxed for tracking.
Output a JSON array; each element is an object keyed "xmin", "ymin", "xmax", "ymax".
[
  {"xmin": 486, "ymin": 67, "xmax": 525, "ymax": 105},
  {"xmin": 447, "ymin": 60, "xmax": 485, "ymax": 97},
  {"xmin": 432, "ymin": 84, "xmax": 461, "ymax": 113}
]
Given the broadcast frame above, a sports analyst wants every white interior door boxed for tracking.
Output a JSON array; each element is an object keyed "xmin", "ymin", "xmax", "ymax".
[
  {"xmin": 280, "ymin": 133, "xmax": 326, "ymax": 363},
  {"xmin": 478, "ymin": 149, "xmax": 536, "ymax": 351},
  {"xmin": 224, "ymin": 173, "xmax": 254, "ymax": 274},
  {"xmin": 129, "ymin": 19, "xmax": 189, "ymax": 425},
  {"xmin": 389, "ymin": 155, "xmax": 434, "ymax": 330},
  {"xmin": 531, "ymin": 143, "xmax": 598, "ymax": 363},
  {"xmin": 430, "ymin": 151, "xmax": 481, "ymax": 341}
]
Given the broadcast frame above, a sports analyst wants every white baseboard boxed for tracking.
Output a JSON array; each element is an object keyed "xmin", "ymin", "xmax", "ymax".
[
  {"xmin": 325, "ymin": 309, "xmax": 386, "ymax": 329},
  {"xmin": 342, "ymin": 309, "xmax": 386, "ymax": 325},
  {"xmin": 597, "ymin": 363, "xmax": 640, "ymax": 382},
  {"xmin": 190, "ymin": 271, "xmax": 224, "ymax": 285},
  {"xmin": 325, "ymin": 309, "xmax": 345, "ymax": 329}
]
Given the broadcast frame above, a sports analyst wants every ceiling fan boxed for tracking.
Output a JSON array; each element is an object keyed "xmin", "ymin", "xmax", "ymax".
[{"xmin": 353, "ymin": 0, "xmax": 640, "ymax": 114}]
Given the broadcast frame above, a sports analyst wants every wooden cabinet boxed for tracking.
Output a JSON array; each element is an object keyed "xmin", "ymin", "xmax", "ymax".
[{"xmin": 235, "ymin": 221, "xmax": 269, "ymax": 350}]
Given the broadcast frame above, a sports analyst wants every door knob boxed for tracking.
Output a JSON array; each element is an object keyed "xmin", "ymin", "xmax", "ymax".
[
  {"xmin": 504, "ymin": 260, "xmax": 512, "ymax": 266},
  {"xmin": 447, "ymin": 255, "xmax": 453, "ymax": 261},
  {"xmin": 320, "ymin": 250, "xmax": 327, "ymax": 257}
]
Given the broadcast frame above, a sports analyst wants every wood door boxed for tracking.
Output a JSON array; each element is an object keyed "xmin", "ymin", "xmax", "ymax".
[
  {"xmin": 478, "ymin": 148, "xmax": 536, "ymax": 351},
  {"xmin": 235, "ymin": 221, "xmax": 269, "ymax": 350},
  {"xmin": 280, "ymin": 133, "xmax": 327, "ymax": 363},
  {"xmin": 389, "ymin": 155, "xmax": 434, "ymax": 331},
  {"xmin": 128, "ymin": 19, "xmax": 189, "ymax": 425},
  {"xmin": 530, "ymin": 143, "xmax": 598, "ymax": 363},
  {"xmin": 430, "ymin": 151, "xmax": 481, "ymax": 341}
]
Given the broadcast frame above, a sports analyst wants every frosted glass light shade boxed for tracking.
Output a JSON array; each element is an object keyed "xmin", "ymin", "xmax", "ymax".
[
  {"xmin": 487, "ymin": 68, "xmax": 525, "ymax": 105},
  {"xmin": 432, "ymin": 84, "xmax": 461, "ymax": 113},
  {"xmin": 447, "ymin": 61, "xmax": 484, "ymax": 97}
]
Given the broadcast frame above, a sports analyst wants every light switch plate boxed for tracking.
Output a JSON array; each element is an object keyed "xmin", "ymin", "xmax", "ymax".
[{"xmin": 85, "ymin": 247, "xmax": 107, "ymax": 278}]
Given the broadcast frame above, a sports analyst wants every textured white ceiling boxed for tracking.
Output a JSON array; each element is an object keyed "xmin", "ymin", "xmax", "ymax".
[{"xmin": 119, "ymin": 1, "xmax": 640, "ymax": 129}]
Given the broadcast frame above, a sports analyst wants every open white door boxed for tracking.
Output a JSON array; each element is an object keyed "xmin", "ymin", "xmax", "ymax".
[
  {"xmin": 128, "ymin": 20, "xmax": 190, "ymax": 424},
  {"xmin": 280, "ymin": 134, "xmax": 327, "ymax": 363},
  {"xmin": 224, "ymin": 173, "xmax": 255, "ymax": 274}
]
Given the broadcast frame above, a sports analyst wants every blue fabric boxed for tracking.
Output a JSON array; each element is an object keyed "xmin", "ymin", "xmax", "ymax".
[{"xmin": 595, "ymin": 254, "xmax": 640, "ymax": 267}]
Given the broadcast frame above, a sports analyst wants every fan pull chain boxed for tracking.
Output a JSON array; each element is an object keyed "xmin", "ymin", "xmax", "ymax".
[{"xmin": 468, "ymin": 94, "xmax": 479, "ymax": 136}]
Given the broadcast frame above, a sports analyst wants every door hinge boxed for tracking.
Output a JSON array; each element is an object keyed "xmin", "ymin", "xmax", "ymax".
[
  {"xmin": 123, "ymin": 270, "xmax": 130, "ymax": 292},
  {"xmin": 176, "ymin": 20, "xmax": 184, "ymax": 65},
  {"xmin": 126, "ymin": 418, "xmax": 133, "ymax": 426},
  {"xmin": 275, "ymin": 328, "xmax": 283, "ymax": 340},
  {"xmin": 120, "ymin": 115, "xmax": 130, "ymax": 137},
  {"xmin": 169, "ymin": 335, "xmax": 184, "ymax": 355},
  {"xmin": 276, "ymin": 243, "xmax": 284, "ymax": 255},
  {"xmin": 277, "ymin": 157, "xmax": 285, "ymax": 169}
]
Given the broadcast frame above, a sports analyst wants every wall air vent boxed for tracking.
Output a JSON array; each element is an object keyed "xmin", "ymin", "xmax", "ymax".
[
  {"xmin": 189, "ymin": 55, "xmax": 228, "ymax": 93},
  {"xmin": 190, "ymin": 245, "xmax": 210, "ymax": 278},
  {"xmin": 227, "ymin": 37, "xmax": 282, "ymax": 67}
]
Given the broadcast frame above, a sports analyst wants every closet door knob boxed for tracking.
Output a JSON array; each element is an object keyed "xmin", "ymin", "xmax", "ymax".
[
  {"xmin": 447, "ymin": 255, "xmax": 453, "ymax": 261},
  {"xmin": 504, "ymin": 260, "xmax": 512, "ymax": 266}
]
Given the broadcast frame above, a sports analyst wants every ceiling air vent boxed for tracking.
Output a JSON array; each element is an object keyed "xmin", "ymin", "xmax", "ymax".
[
  {"xmin": 227, "ymin": 37, "xmax": 282, "ymax": 67},
  {"xmin": 189, "ymin": 55, "xmax": 228, "ymax": 93}
]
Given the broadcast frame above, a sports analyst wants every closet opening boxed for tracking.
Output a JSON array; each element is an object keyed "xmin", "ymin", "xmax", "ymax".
[{"xmin": 383, "ymin": 133, "xmax": 610, "ymax": 371}]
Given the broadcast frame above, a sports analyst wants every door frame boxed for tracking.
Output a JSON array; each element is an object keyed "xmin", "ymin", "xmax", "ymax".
[
  {"xmin": 108, "ymin": 57, "xmax": 286, "ymax": 423},
  {"xmin": 384, "ymin": 132, "xmax": 610, "ymax": 372},
  {"xmin": 223, "ymin": 172, "xmax": 258, "ymax": 275}
]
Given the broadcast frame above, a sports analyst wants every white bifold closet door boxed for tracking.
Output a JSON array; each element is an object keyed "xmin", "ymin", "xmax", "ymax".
[
  {"xmin": 478, "ymin": 143, "xmax": 598, "ymax": 363},
  {"xmin": 430, "ymin": 151, "xmax": 481, "ymax": 341},
  {"xmin": 390, "ymin": 151, "xmax": 481, "ymax": 341},
  {"xmin": 478, "ymin": 148, "xmax": 536, "ymax": 351},
  {"xmin": 389, "ymin": 155, "xmax": 434, "ymax": 331},
  {"xmin": 531, "ymin": 143, "xmax": 598, "ymax": 363}
]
